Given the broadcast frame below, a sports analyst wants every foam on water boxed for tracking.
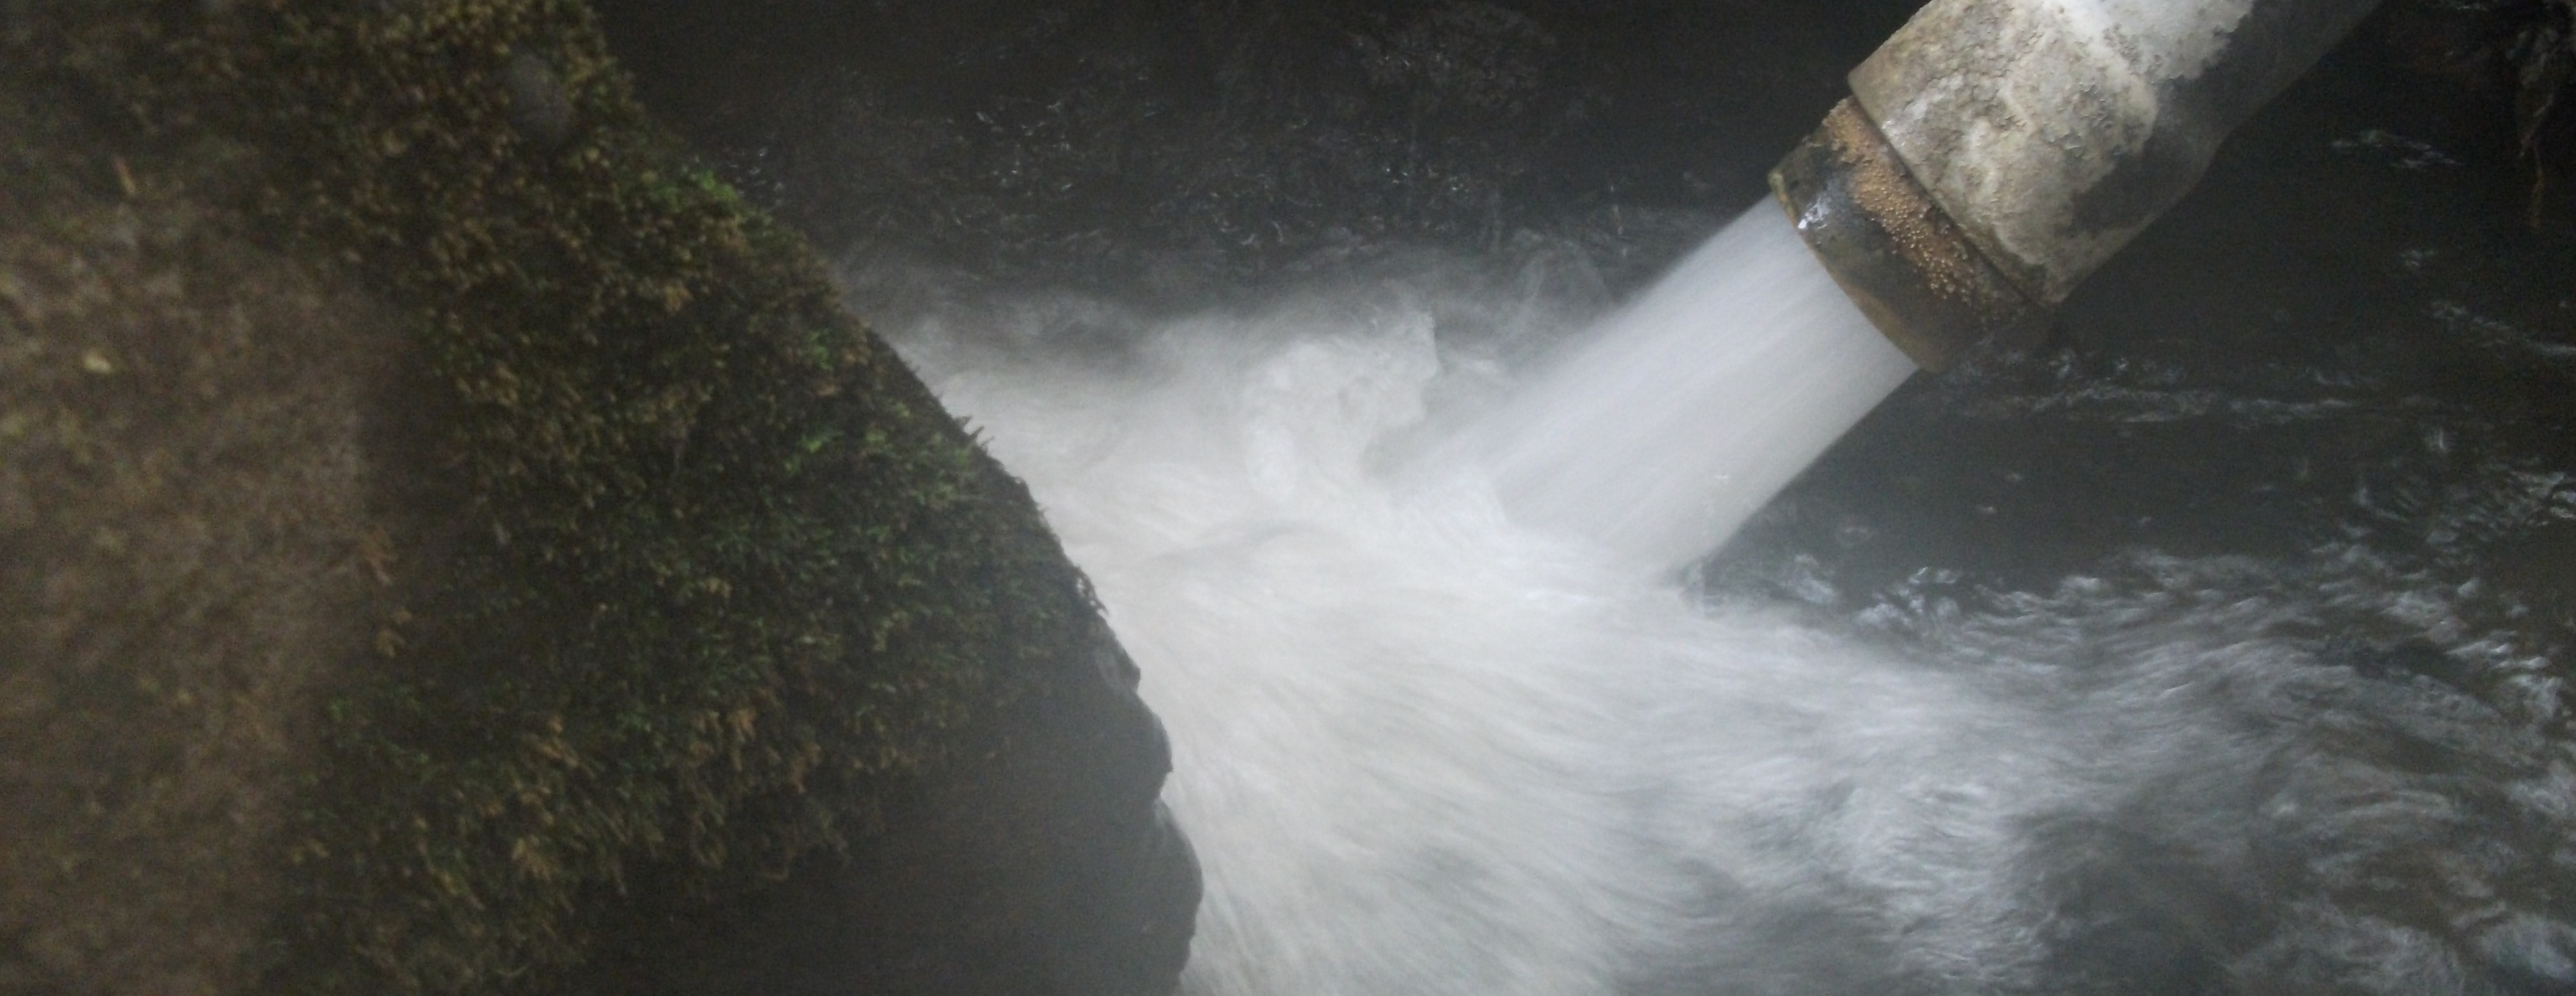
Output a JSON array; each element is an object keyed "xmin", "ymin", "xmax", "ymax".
[{"xmin": 877, "ymin": 206, "xmax": 2576, "ymax": 995}]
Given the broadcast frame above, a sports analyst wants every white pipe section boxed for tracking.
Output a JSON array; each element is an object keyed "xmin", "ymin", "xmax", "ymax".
[{"xmin": 1849, "ymin": 0, "xmax": 2381, "ymax": 304}]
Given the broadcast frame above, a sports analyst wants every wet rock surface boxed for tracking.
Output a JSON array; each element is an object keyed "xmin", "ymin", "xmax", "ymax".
[
  {"xmin": 3, "ymin": 3, "xmax": 1197, "ymax": 995},
  {"xmin": 0, "ymin": 101, "xmax": 400, "ymax": 996},
  {"xmin": 503, "ymin": 50, "xmax": 577, "ymax": 148},
  {"xmin": 582, "ymin": 626, "xmax": 1197, "ymax": 996}
]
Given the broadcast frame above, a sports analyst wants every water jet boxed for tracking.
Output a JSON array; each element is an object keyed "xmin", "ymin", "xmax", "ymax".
[{"xmin": 1469, "ymin": 0, "xmax": 2395, "ymax": 571}]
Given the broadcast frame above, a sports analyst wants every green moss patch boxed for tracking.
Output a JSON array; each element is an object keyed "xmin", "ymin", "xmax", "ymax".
[{"xmin": 10, "ymin": 2, "xmax": 1109, "ymax": 992}]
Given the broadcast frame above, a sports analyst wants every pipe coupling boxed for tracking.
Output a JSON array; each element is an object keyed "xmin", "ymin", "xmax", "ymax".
[
  {"xmin": 1773, "ymin": 0, "xmax": 2383, "ymax": 370},
  {"xmin": 1770, "ymin": 100, "xmax": 2046, "ymax": 372}
]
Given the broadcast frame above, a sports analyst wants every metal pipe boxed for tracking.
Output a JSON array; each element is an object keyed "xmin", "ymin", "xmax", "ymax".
[{"xmin": 1773, "ymin": 0, "xmax": 2383, "ymax": 370}]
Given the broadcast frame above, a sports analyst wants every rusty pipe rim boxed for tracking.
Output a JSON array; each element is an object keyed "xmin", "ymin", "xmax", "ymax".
[{"xmin": 1768, "ymin": 99, "xmax": 2048, "ymax": 372}]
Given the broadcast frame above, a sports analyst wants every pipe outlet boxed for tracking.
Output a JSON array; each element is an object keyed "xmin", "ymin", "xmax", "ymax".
[{"xmin": 1774, "ymin": 0, "xmax": 2382, "ymax": 370}]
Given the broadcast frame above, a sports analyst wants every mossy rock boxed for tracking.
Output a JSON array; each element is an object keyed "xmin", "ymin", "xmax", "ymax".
[{"xmin": 0, "ymin": 2, "xmax": 1195, "ymax": 993}]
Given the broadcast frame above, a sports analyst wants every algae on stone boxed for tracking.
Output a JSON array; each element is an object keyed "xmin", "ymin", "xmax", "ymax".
[{"xmin": 3, "ymin": 1, "xmax": 1140, "ymax": 992}]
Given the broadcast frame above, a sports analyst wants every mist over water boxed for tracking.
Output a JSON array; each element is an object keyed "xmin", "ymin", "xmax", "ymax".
[{"xmin": 874, "ymin": 207, "xmax": 2576, "ymax": 995}]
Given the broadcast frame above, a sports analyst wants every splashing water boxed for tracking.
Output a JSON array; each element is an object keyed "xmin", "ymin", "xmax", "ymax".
[{"xmin": 878, "ymin": 205, "xmax": 2576, "ymax": 995}]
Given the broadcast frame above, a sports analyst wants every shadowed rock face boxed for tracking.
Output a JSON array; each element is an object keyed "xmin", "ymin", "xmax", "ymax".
[
  {"xmin": 591, "ymin": 0, "xmax": 1922, "ymax": 299},
  {"xmin": 584, "ymin": 624, "xmax": 1198, "ymax": 996},
  {"xmin": 0, "ymin": 92, "xmax": 399, "ymax": 996},
  {"xmin": 1, "ymin": 3, "xmax": 1194, "ymax": 995}
]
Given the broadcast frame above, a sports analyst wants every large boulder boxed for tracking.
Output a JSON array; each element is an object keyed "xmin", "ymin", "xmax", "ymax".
[{"xmin": 0, "ymin": 2, "xmax": 1194, "ymax": 993}]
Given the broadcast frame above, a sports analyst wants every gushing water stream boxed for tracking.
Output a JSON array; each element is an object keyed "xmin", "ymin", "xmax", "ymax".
[
  {"xmin": 878, "ymin": 206, "xmax": 2576, "ymax": 995},
  {"xmin": 1459, "ymin": 208, "xmax": 1916, "ymax": 571}
]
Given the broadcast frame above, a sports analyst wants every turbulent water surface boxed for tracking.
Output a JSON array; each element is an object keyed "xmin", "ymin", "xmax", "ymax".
[{"xmin": 869, "ymin": 205, "xmax": 2576, "ymax": 995}]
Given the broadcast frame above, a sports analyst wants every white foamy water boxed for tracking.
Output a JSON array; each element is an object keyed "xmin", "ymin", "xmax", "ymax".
[{"xmin": 874, "ymin": 206, "xmax": 2576, "ymax": 995}]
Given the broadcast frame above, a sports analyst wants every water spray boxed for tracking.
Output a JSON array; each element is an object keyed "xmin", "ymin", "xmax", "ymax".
[{"xmin": 1774, "ymin": 0, "xmax": 2383, "ymax": 370}]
